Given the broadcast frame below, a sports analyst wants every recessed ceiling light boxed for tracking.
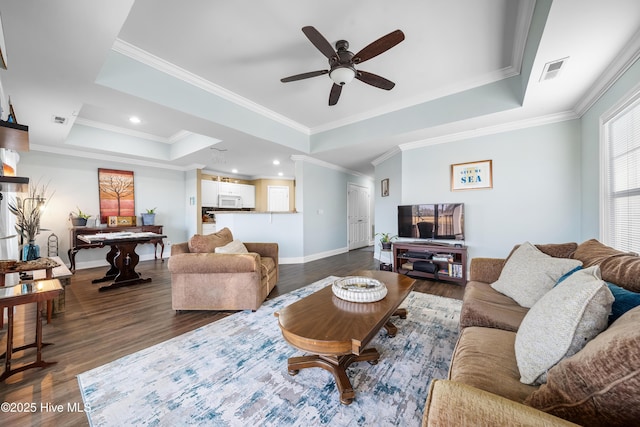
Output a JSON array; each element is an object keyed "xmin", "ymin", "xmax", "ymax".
[
  {"xmin": 231, "ymin": 168, "xmax": 238, "ymax": 174},
  {"xmin": 278, "ymin": 172, "xmax": 283, "ymax": 176},
  {"xmin": 273, "ymin": 160, "xmax": 280, "ymax": 165},
  {"xmin": 129, "ymin": 116, "xmax": 141, "ymax": 124}
]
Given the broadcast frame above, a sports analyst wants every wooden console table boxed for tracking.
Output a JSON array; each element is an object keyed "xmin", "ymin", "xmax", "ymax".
[
  {"xmin": 68, "ymin": 225, "xmax": 164, "ymax": 271},
  {"xmin": 78, "ymin": 232, "xmax": 167, "ymax": 291},
  {"xmin": 0, "ymin": 279, "xmax": 62, "ymax": 381}
]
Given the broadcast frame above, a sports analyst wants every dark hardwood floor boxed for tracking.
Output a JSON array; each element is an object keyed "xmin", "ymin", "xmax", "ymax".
[{"xmin": 0, "ymin": 248, "xmax": 464, "ymax": 426}]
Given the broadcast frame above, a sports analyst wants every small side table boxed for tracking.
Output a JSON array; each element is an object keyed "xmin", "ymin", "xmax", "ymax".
[
  {"xmin": 379, "ymin": 248, "xmax": 393, "ymax": 271},
  {"xmin": 0, "ymin": 279, "xmax": 62, "ymax": 381},
  {"xmin": 0, "ymin": 258, "xmax": 60, "ymax": 328}
]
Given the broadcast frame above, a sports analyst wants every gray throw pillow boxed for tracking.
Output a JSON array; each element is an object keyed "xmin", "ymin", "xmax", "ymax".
[
  {"xmin": 491, "ymin": 241, "xmax": 582, "ymax": 308},
  {"xmin": 515, "ymin": 266, "xmax": 614, "ymax": 385}
]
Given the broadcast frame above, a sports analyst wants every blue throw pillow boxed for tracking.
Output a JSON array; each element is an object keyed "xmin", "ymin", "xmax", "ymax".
[
  {"xmin": 555, "ymin": 265, "xmax": 583, "ymax": 285},
  {"xmin": 606, "ymin": 282, "xmax": 640, "ymax": 324}
]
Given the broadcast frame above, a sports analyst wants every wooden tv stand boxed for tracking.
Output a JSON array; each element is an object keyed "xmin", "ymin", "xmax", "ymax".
[{"xmin": 392, "ymin": 241, "xmax": 467, "ymax": 284}]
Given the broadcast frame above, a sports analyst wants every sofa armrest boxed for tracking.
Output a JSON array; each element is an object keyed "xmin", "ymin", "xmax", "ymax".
[
  {"xmin": 423, "ymin": 380, "xmax": 578, "ymax": 427},
  {"xmin": 244, "ymin": 242, "xmax": 279, "ymax": 265},
  {"xmin": 167, "ymin": 252, "xmax": 261, "ymax": 274},
  {"xmin": 469, "ymin": 257, "xmax": 505, "ymax": 284},
  {"xmin": 171, "ymin": 242, "xmax": 190, "ymax": 255}
]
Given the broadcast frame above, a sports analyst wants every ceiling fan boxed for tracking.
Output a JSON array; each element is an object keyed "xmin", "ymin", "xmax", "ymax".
[{"xmin": 280, "ymin": 26, "xmax": 405, "ymax": 106}]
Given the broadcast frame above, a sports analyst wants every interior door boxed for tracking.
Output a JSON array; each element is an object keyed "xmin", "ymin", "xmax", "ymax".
[
  {"xmin": 267, "ymin": 185, "xmax": 289, "ymax": 211},
  {"xmin": 348, "ymin": 183, "xmax": 370, "ymax": 250}
]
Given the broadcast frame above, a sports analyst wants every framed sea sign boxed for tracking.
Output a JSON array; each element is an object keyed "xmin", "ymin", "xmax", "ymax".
[
  {"xmin": 451, "ymin": 160, "xmax": 493, "ymax": 191},
  {"xmin": 98, "ymin": 168, "xmax": 135, "ymax": 223}
]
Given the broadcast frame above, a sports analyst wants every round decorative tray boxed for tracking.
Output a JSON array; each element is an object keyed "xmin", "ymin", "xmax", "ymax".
[{"xmin": 332, "ymin": 276, "xmax": 387, "ymax": 303}]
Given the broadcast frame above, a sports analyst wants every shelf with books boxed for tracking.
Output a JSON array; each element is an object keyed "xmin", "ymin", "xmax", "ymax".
[{"xmin": 392, "ymin": 242, "xmax": 467, "ymax": 284}]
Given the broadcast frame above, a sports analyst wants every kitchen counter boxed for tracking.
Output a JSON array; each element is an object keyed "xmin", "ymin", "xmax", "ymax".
[
  {"xmin": 214, "ymin": 212, "xmax": 302, "ymax": 262},
  {"xmin": 212, "ymin": 211, "xmax": 298, "ymax": 214}
]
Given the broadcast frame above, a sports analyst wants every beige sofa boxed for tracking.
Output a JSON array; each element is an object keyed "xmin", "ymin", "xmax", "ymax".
[
  {"xmin": 423, "ymin": 240, "xmax": 640, "ymax": 426},
  {"xmin": 167, "ymin": 227, "xmax": 279, "ymax": 311}
]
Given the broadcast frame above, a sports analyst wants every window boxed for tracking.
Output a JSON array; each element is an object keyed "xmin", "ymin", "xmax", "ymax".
[{"xmin": 602, "ymin": 92, "xmax": 640, "ymax": 253}]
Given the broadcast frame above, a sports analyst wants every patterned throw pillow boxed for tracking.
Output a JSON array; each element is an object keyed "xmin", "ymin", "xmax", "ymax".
[
  {"xmin": 188, "ymin": 227, "xmax": 233, "ymax": 253},
  {"xmin": 491, "ymin": 242, "xmax": 582, "ymax": 308},
  {"xmin": 515, "ymin": 266, "xmax": 614, "ymax": 385}
]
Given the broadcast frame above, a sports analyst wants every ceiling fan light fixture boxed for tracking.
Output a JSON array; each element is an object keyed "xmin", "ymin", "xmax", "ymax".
[{"xmin": 329, "ymin": 65, "xmax": 355, "ymax": 86}]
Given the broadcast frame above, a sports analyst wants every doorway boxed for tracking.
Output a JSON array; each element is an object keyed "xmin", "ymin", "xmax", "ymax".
[{"xmin": 347, "ymin": 183, "xmax": 370, "ymax": 250}]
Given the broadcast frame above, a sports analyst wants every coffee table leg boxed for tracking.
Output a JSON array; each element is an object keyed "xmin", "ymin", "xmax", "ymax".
[
  {"xmin": 383, "ymin": 308, "xmax": 408, "ymax": 337},
  {"xmin": 287, "ymin": 348, "xmax": 380, "ymax": 405}
]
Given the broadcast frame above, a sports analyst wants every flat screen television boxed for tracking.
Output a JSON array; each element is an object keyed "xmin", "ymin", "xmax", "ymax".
[{"xmin": 397, "ymin": 203, "xmax": 464, "ymax": 240}]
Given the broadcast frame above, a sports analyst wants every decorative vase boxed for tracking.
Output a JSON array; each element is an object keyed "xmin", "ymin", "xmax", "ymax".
[
  {"xmin": 141, "ymin": 213, "xmax": 156, "ymax": 225},
  {"xmin": 22, "ymin": 240, "xmax": 40, "ymax": 261}
]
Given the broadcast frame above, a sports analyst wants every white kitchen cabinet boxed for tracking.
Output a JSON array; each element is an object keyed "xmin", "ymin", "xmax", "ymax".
[
  {"xmin": 217, "ymin": 182, "xmax": 255, "ymax": 208},
  {"xmin": 238, "ymin": 184, "xmax": 255, "ymax": 208},
  {"xmin": 201, "ymin": 180, "xmax": 219, "ymax": 207}
]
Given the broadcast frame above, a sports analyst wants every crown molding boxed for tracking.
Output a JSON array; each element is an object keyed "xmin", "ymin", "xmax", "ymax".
[
  {"xmin": 30, "ymin": 143, "xmax": 203, "ymax": 171},
  {"xmin": 371, "ymin": 146, "xmax": 401, "ymax": 166},
  {"xmin": 112, "ymin": 39, "xmax": 310, "ymax": 135},
  {"xmin": 370, "ymin": 110, "xmax": 578, "ymax": 166},
  {"xmin": 74, "ymin": 117, "xmax": 176, "ymax": 143},
  {"xmin": 310, "ymin": 66, "xmax": 519, "ymax": 135},
  {"xmin": 399, "ymin": 110, "xmax": 578, "ymax": 152},
  {"xmin": 574, "ymin": 28, "xmax": 640, "ymax": 116},
  {"xmin": 290, "ymin": 155, "xmax": 372, "ymax": 179}
]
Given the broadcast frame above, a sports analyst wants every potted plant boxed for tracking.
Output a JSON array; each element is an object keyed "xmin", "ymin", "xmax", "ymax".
[
  {"xmin": 375, "ymin": 232, "xmax": 398, "ymax": 250},
  {"xmin": 141, "ymin": 207, "xmax": 156, "ymax": 225},
  {"xmin": 70, "ymin": 207, "xmax": 92, "ymax": 227}
]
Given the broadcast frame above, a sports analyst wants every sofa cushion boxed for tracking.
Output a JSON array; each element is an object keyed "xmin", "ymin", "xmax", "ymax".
[
  {"xmin": 214, "ymin": 239, "xmax": 249, "ymax": 254},
  {"xmin": 524, "ymin": 306, "xmax": 640, "ymax": 426},
  {"xmin": 491, "ymin": 242, "xmax": 582, "ymax": 308},
  {"xmin": 459, "ymin": 281, "xmax": 528, "ymax": 331},
  {"xmin": 507, "ymin": 242, "xmax": 579, "ymax": 260},
  {"xmin": 449, "ymin": 326, "xmax": 538, "ymax": 403},
  {"xmin": 515, "ymin": 266, "xmax": 613, "ymax": 385},
  {"xmin": 572, "ymin": 239, "xmax": 640, "ymax": 292},
  {"xmin": 188, "ymin": 227, "xmax": 233, "ymax": 253}
]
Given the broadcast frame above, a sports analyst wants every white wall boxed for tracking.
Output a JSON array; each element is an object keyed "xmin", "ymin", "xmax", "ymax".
[
  {"xmin": 297, "ymin": 159, "xmax": 374, "ymax": 258},
  {"xmin": 16, "ymin": 151, "xmax": 187, "ymax": 269},
  {"xmin": 375, "ymin": 119, "xmax": 583, "ymax": 260}
]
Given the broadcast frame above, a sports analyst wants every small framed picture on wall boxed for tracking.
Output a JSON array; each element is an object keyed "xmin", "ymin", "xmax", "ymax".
[{"xmin": 381, "ymin": 178, "xmax": 390, "ymax": 197}]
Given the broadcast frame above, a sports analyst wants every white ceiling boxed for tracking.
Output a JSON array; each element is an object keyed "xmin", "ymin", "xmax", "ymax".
[{"xmin": 0, "ymin": 0, "xmax": 639, "ymax": 179}]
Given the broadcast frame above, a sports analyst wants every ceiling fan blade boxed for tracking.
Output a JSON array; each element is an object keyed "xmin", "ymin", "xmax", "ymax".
[
  {"xmin": 356, "ymin": 70, "xmax": 395, "ymax": 90},
  {"xmin": 353, "ymin": 29, "xmax": 405, "ymax": 64},
  {"xmin": 302, "ymin": 26, "xmax": 337, "ymax": 59},
  {"xmin": 329, "ymin": 83, "xmax": 342, "ymax": 106},
  {"xmin": 281, "ymin": 70, "xmax": 329, "ymax": 83}
]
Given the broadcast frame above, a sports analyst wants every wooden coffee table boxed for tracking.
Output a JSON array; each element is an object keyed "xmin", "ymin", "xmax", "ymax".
[{"xmin": 275, "ymin": 270, "xmax": 416, "ymax": 404}]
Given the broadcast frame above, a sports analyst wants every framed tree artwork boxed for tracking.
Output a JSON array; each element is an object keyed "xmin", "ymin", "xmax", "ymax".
[{"xmin": 98, "ymin": 168, "xmax": 135, "ymax": 224}]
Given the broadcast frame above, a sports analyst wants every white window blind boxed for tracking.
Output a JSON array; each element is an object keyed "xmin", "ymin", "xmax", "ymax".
[{"xmin": 603, "ymin": 95, "xmax": 640, "ymax": 254}]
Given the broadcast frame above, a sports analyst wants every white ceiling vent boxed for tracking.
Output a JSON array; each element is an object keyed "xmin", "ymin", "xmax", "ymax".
[
  {"xmin": 51, "ymin": 115, "xmax": 67, "ymax": 125},
  {"xmin": 540, "ymin": 57, "xmax": 569, "ymax": 82}
]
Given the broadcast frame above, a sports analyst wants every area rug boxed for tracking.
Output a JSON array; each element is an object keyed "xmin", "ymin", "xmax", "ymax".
[{"xmin": 77, "ymin": 276, "xmax": 461, "ymax": 426}]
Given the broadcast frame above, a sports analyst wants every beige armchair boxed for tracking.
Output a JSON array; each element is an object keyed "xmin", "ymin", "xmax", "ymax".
[{"xmin": 167, "ymin": 228, "xmax": 279, "ymax": 311}]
